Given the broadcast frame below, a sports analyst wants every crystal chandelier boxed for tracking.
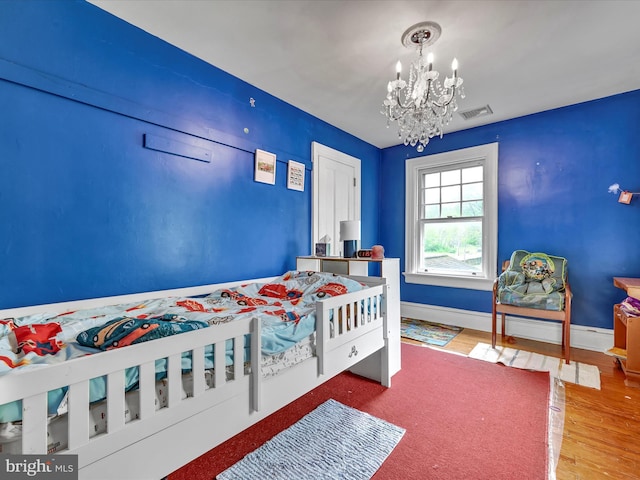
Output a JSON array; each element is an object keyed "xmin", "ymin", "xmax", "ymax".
[{"xmin": 382, "ymin": 21, "xmax": 465, "ymax": 152}]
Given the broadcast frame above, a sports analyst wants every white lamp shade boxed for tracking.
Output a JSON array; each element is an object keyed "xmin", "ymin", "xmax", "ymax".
[{"xmin": 339, "ymin": 220, "xmax": 360, "ymax": 241}]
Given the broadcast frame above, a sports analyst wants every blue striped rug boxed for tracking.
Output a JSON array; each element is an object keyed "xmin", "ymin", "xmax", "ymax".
[
  {"xmin": 469, "ymin": 342, "xmax": 601, "ymax": 389},
  {"xmin": 217, "ymin": 399, "xmax": 405, "ymax": 480}
]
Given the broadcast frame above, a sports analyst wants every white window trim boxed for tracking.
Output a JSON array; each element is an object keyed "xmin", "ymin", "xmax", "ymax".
[{"xmin": 404, "ymin": 142, "xmax": 498, "ymax": 291}]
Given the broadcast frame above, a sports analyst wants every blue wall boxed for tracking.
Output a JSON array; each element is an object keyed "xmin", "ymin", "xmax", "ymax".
[
  {"xmin": 2, "ymin": 1, "xmax": 638, "ymax": 331},
  {"xmin": 0, "ymin": 1, "xmax": 380, "ymax": 308},
  {"xmin": 381, "ymin": 90, "xmax": 640, "ymax": 329}
]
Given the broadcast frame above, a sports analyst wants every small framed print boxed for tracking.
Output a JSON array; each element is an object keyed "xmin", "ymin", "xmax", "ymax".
[
  {"xmin": 254, "ymin": 149, "xmax": 276, "ymax": 185},
  {"xmin": 619, "ymin": 191, "xmax": 633, "ymax": 204},
  {"xmin": 315, "ymin": 243, "xmax": 328, "ymax": 257},
  {"xmin": 287, "ymin": 160, "xmax": 305, "ymax": 191}
]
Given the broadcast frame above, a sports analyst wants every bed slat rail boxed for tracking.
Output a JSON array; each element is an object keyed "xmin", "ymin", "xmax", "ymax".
[
  {"xmin": 167, "ymin": 353, "xmax": 182, "ymax": 408},
  {"xmin": 138, "ymin": 361, "xmax": 155, "ymax": 420},
  {"xmin": 68, "ymin": 381, "xmax": 90, "ymax": 450},
  {"xmin": 0, "ymin": 317, "xmax": 255, "ymax": 405},
  {"xmin": 21, "ymin": 393, "xmax": 48, "ymax": 454},
  {"xmin": 316, "ymin": 284, "xmax": 385, "ymax": 376},
  {"xmin": 0, "ymin": 316, "xmax": 260, "ymax": 461},
  {"xmin": 191, "ymin": 346, "xmax": 206, "ymax": 398},
  {"xmin": 214, "ymin": 340, "xmax": 226, "ymax": 389},
  {"xmin": 106, "ymin": 372, "xmax": 125, "ymax": 434},
  {"xmin": 251, "ymin": 318, "xmax": 261, "ymax": 412}
]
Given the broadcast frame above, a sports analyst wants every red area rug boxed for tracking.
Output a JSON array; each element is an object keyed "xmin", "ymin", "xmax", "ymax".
[{"xmin": 169, "ymin": 343, "xmax": 550, "ymax": 480}]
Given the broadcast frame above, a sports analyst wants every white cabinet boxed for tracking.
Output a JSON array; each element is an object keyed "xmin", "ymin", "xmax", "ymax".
[
  {"xmin": 296, "ymin": 256, "xmax": 401, "ymax": 379},
  {"xmin": 297, "ymin": 257, "xmax": 369, "ymax": 276}
]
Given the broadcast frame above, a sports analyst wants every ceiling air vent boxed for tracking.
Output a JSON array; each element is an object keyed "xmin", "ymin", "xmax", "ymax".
[{"xmin": 459, "ymin": 105, "xmax": 493, "ymax": 121}]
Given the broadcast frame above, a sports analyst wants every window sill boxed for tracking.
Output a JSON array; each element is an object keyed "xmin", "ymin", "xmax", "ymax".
[{"xmin": 403, "ymin": 272, "xmax": 495, "ymax": 291}]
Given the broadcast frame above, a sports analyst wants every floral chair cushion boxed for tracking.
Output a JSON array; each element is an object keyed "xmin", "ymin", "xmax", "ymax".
[{"xmin": 497, "ymin": 250, "xmax": 568, "ymax": 311}]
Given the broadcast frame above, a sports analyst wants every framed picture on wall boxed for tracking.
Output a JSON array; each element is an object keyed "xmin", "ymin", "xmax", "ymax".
[
  {"xmin": 254, "ymin": 149, "xmax": 276, "ymax": 185},
  {"xmin": 287, "ymin": 160, "xmax": 305, "ymax": 191},
  {"xmin": 619, "ymin": 191, "xmax": 633, "ymax": 204}
]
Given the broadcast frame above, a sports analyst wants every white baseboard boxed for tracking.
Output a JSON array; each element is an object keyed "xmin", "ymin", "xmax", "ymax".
[{"xmin": 401, "ymin": 301, "xmax": 613, "ymax": 353}]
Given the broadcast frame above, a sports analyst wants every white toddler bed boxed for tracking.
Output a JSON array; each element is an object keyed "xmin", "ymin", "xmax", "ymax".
[{"xmin": 0, "ymin": 271, "xmax": 393, "ymax": 480}]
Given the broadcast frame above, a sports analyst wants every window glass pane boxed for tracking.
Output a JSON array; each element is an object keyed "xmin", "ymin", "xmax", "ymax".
[
  {"xmin": 424, "ymin": 187, "xmax": 440, "ymax": 204},
  {"xmin": 462, "ymin": 166, "xmax": 483, "ymax": 183},
  {"xmin": 462, "ymin": 182, "xmax": 483, "ymax": 201},
  {"xmin": 423, "ymin": 172, "xmax": 440, "ymax": 188},
  {"xmin": 421, "ymin": 221, "xmax": 483, "ymax": 273},
  {"xmin": 441, "ymin": 185, "xmax": 460, "ymax": 203},
  {"xmin": 441, "ymin": 203, "xmax": 460, "ymax": 218},
  {"xmin": 441, "ymin": 169, "xmax": 460, "ymax": 186},
  {"xmin": 424, "ymin": 204, "xmax": 440, "ymax": 219},
  {"xmin": 462, "ymin": 200, "xmax": 483, "ymax": 216}
]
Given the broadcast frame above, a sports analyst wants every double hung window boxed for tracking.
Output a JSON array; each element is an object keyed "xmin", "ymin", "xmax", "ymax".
[{"xmin": 404, "ymin": 143, "xmax": 498, "ymax": 290}]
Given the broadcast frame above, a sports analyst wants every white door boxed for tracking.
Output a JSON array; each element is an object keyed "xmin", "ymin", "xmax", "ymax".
[{"xmin": 311, "ymin": 142, "xmax": 361, "ymax": 257}]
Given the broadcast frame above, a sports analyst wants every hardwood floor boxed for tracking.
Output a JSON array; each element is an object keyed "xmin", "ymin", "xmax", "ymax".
[{"xmin": 412, "ymin": 328, "xmax": 640, "ymax": 480}]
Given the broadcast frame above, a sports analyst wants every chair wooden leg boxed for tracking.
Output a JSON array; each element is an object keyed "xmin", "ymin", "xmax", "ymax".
[
  {"xmin": 491, "ymin": 308, "xmax": 497, "ymax": 348},
  {"xmin": 501, "ymin": 313, "xmax": 506, "ymax": 341},
  {"xmin": 564, "ymin": 319, "xmax": 571, "ymax": 364},
  {"xmin": 564, "ymin": 283, "xmax": 572, "ymax": 364},
  {"xmin": 491, "ymin": 283, "xmax": 498, "ymax": 349}
]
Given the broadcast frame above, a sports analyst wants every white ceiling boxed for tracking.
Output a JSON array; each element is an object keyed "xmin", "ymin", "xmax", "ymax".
[{"xmin": 88, "ymin": 0, "xmax": 640, "ymax": 149}]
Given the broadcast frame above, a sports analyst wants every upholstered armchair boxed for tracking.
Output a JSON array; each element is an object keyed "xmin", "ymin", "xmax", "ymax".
[{"xmin": 491, "ymin": 250, "xmax": 572, "ymax": 363}]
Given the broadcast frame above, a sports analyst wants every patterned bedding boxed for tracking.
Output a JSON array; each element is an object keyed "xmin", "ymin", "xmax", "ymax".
[{"xmin": 0, "ymin": 271, "xmax": 365, "ymax": 424}]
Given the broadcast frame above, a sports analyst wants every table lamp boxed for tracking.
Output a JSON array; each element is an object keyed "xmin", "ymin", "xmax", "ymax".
[{"xmin": 340, "ymin": 220, "xmax": 360, "ymax": 258}]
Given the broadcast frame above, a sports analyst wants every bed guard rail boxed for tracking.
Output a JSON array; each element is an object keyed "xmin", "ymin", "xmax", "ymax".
[
  {"xmin": 315, "ymin": 283, "xmax": 387, "ymax": 376},
  {"xmin": 0, "ymin": 316, "xmax": 261, "ymax": 459}
]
